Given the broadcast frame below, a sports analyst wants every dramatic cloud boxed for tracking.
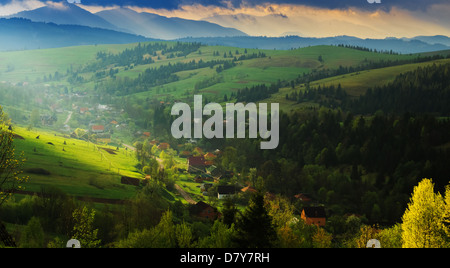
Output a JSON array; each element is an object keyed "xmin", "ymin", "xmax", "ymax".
[
  {"xmin": 1, "ymin": 0, "xmax": 448, "ymax": 38},
  {"xmin": 115, "ymin": 2, "xmax": 450, "ymax": 38},
  {"xmin": 67, "ymin": 0, "xmax": 450, "ymax": 11}
]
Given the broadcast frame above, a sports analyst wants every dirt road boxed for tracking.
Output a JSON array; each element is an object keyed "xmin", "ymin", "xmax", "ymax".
[{"xmin": 174, "ymin": 184, "xmax": 196, "ymax": 204}]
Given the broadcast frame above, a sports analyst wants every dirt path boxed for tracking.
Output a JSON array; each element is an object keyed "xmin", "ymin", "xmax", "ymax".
[
  {"xmin": 64, "ymin": 111, "xmax": 73, "ymax": 125},
  {"xmin": 123, "ymin": 144, "xmax": 136, "ymax": 151},
  {"xmin": 174, "ymin": 184, "xmax": 196, "ymax": 204}
]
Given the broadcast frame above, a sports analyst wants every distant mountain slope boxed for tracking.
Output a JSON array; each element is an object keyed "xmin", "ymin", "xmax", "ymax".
[
  {"xmin": 0, "ymin": 18, "xmax": 152, "ymax": 51},
  {"xmin": 403, "ymin": 35, "xmax": 450, "ymax": 47},
  {"xmin": 95, "ymin": 8, "xmax": 247, "ymax": 40},
  {"xmin": 5, "ymin": 2, "xmax": 121, "ymax": 32},
  {"xmin": 178, "ymin": 35, "xmax": 450, "ymax": 54}
]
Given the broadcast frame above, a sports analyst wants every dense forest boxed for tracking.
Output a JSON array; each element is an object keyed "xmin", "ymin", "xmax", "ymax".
[{"xmin": 199, "ymin": 62, "xmax": 450, "ymax": 225}]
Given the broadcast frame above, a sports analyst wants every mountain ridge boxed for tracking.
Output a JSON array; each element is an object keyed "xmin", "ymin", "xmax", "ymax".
[
  {"xmin": 0, "ymin": 18, "xmax": 152, "ymax": 51},
  {"xmin": 3, "ymin": 4, "xmax": 247, "ymax": 40},
  {"xmin": 95, "ymin": 8, "xmax": 248, "ymax": 40},
  {"xmin": 3, "ymin": 3, "xmax": 121, "ymax": 32},
  {"xmin": 178, "ymin": 35, "xmax": 450, "ymax": 54}
]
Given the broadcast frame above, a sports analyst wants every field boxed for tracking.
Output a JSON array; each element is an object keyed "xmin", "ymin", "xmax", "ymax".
[
  {"xmin": 12, "ymin": 126, "xmax": 141, "ymax": 201},
  {"xmin": 269, "ymin": 57, "xmax": 450, "ymax": 112}
]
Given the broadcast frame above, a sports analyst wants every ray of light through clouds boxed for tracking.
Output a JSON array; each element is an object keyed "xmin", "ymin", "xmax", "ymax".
[{"xmin": 1, "ymin": 0, "xmax": 449, "ymax": 38}]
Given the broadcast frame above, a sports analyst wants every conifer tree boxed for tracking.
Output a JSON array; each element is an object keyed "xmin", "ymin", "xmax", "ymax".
[{"xmin": 233, "ymin": 193, "xmax": 276, "ymax": 248}]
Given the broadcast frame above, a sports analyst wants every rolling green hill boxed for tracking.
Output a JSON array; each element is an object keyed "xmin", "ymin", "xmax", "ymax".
[
  {"xmin": 270, "ymin": 57, "xmax": 450, "ymax": 112},
  {"xmin": 11, "ymin": 126, "xmax": 141, "ymax": 201},
  {"xmin": 0, "ymin": 41, "xmax": 448, "ymax": 203}
]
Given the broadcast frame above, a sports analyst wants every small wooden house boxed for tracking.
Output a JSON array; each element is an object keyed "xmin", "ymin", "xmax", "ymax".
[
  {"xmin": 188, "ymin": 156, "xmax": 206, "ymax": 173},
  {"xmin": 189, "ymin": 201, "xmax": 220, "ymax": 220},
  {"xmin": 217, "ymin": 185, "xmax": 238, "ymax": 199},
  {"xmin": 301, "ymin": 206, "xmax": 326, "ymax": 227}
]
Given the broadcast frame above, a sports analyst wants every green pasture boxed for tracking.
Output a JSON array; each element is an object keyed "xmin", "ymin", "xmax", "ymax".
[
  {"xmin": 269, "ymin": 57, "xmax": 450, "ymax": 112},
  {"xmin": 307, "ymin": 58, "xmax": 450, "ymax": 96},
  {"xmin": 11, "ymin": 126, "xmax": 142, "ymax": 200}
]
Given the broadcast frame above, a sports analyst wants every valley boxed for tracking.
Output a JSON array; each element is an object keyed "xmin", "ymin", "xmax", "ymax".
[{"xmin": 1, "ymin": 39, "xmax": 450, "ymax": 248}]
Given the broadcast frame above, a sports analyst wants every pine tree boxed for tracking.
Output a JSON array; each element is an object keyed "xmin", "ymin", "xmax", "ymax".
[
  {"xmin": 233, "ymin": 193, "xmax": 276, "ymax": 248},
  {"xmin": 221, "ymin": 197, "xmax": 238, "ymax": 227}
]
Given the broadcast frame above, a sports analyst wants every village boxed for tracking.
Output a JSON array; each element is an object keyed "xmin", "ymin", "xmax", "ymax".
[
  {"xmin": 23, "ymin": 85, "xmax": 328, "ymax": 231},
  {"xmin": 4, "ymin": 75, "xmax": 326, "ymax": 243},
  {"xmin": 121, "ymin": 140, "xmax": 327, "ymax": 227}
]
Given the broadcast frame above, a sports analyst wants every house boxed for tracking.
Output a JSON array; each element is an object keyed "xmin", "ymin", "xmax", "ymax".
[
  {"xmin": 210, "ymin": 168, "xmax": 234, "ymax": 180},
  {"xmin": 204, "ymin": 152, "xmax": 216, "ymax": 160},
  {"xmin": 158, "ymin": 142, "xmax": 170, "ymax": 150},
  {"xmin": 217, "ymin": 185, "xmax": 238, "ymax": 199},
  {"xmin": 188, "ymin": 156, "xmax": 206, "ymax": 173},
  {"xmin": 91, "ymin": 125, "xmax": 105, "ymax": 133},
  {"xmin": 241, "ymin": 185, "xmax": 257, "ymax": 194},
  {"xmin": 180, "ymin": 151, "xmax": 192, "ymax": 158},
  {"xmin": 301, "ymin": 206, "xmax": 326, "ymax": 227},
  {"xmin": 189, "ymin": 201, "xmax": 220, "ymax": 220}
]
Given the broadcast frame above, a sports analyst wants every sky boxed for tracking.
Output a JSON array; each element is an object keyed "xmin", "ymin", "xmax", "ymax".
[{"xmin": 0, "ymin": 0, "xmax": 449, "ymax": 38}]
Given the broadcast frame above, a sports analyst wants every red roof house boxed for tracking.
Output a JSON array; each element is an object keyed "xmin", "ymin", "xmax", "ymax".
[
  {"xmin": 91, "ymin": 125, "xmax": 105, "ymax": 133},
  {"xmin": 188, "ymin": 156, "xmax": 206, "ymax": 173}
]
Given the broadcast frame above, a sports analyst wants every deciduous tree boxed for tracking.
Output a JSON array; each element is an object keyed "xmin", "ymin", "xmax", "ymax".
[
  {"xmin": 0, "ymin": 106, "xmax": 28, "ymax": 207},
  {"xmin": 401, "ymin": 178, "xmax": 448, "ymax": 248}
]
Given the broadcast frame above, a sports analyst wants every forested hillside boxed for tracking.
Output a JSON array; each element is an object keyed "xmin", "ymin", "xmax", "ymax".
[{"xmin": 1, "ymin": 41, "xmax": 450, "ymax": 248}]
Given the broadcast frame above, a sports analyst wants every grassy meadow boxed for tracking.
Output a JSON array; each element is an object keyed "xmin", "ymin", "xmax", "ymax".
[{"xmin": 12, "ymin": 126, "xmax": 141, "ymax": 200}]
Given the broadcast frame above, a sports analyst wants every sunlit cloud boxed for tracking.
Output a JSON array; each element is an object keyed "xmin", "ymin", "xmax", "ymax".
[
  {"xmin": 1, "ymin": 1, "xmax": 449, "ymax": 38},
  {"xmin": 0, "ymin": 0, "xmax": 45, "ymax": 16},
  {"xmin": 117, "ymin": 3, "xmax": 450, "ymax": 38}
]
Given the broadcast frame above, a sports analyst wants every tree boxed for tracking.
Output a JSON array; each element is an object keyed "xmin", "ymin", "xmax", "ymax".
[
  {"xmin": 401, "ymin": 178, "xmax": 448, "ymax": 248},
  {"xmin": 115, "ymin": 210, "xmax": 178, "ymax": 248},
  {"xmin": 19, "ymin": 217, "xmax": 45, "ymax": 248},
  {"xmin": 378, "ymin": 223, "xmax": 403, "ymax": 248},
  {"xmin": 198, "ymin": 220, "xmax": 235, "ymax": 248},
  {"xmin": 71, "ymin": 206, "xmax": 101, "ymax": 248},
  {"xmin": 175, "ymin": 221, "xmax": 195, "ymax": 248},
  {"xmin": 221, "ymin": 197, "xmax": 238, "ymax": 227},
  {"xmin": 312, "ymin": 226, "xmax": 333, "ymax": 248},
  {"xmin": 233, "ymin": 193, "xmax": 276, "ymax": 248},
  {"xmin": 30, "ymin": 108, "xmax": 40, "ymax": 127},
  {"xmin": 0, "ymin": 106, "xmax": 28, "ymax": 207}
]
